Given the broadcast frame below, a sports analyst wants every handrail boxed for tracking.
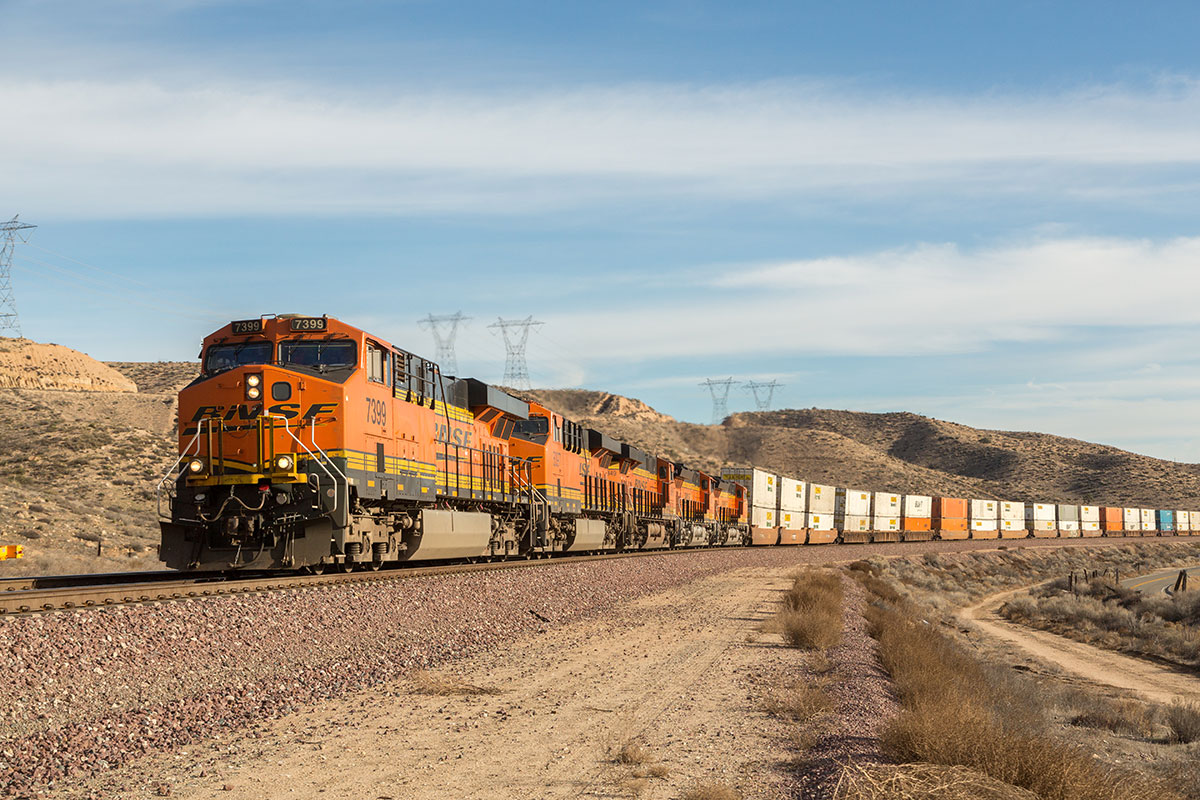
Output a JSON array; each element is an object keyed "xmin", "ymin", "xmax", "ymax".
[
  {"xmin": 155, "ymin": 417, "xmax": 218, "ymax": 520},
  {"xmin": 263, "ymin": 414, "xmax": 346, "ymax": 516}
]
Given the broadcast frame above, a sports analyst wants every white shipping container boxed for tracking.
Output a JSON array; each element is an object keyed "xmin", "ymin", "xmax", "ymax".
[
  {"xmin": 1082, "ymin": 521, "xmax": 1101, "ymax": 532},
  {"xmin": 779, "ymin": 477, "xmax": 806, "ymax": 515},
  {"xmin": 1030, "ymin": 519, "xmax": 1056, "ymax": 532},
  {"xmin": 1123, "ymin": 508, "xmax": 1140, "ymax": 527},
  {"xmin": 1059, "ymin": 520, "xmax": 1080, "ymax": 531},
  {"xmin": 1140, "ymin": 509, "xmax": 1156, "ymax": 531},
  {"xmin": 872, "ymin": 516, "xmax": 900, "ymax": 532},
  {"xmin": 970, "ymin": 499, "xmax": 998, "ymax": 520},
  {"xmin": 999, "ymin": 501, "xmax": 1024, "ymax": 521},
  {"xmin": 721, "ymin": 467, "xmax": 779, "ymax": 512},
  {"xmin": 807, "ymin": 483, "xmax": 836, "ymax": 514},
  {"xmin": 840, "ymin": 514, "xmax": 871, "ymax": 532},
  {"xmin": 750, "ymin": 506, "xmax": 776, "ymax": 529},
  {"xmin": 1057, "ymin": 504, "xmax": 1080, "ymax": 522},
  {"xmin": 806, "ymin": 511, "xmax": 834, "ymax": 531},
  {"xmin": 836, "ymin": 488, "xmax": 872, "ymax": 516},
  {"xmin": 780, "ymin": 510, "xmax": 804, "ymax": 531},
  {"xmin": 971, "ymin": 518, "xmax": 999, "ymax": 531},
  {"xmin": 1177, "ymin": 511, "xmax": 1191, "ymax": 532},
  {"xmin": 1026, "ymin": 503, "xmax": 1055, "ymax": 522},
  {"xmin": 999, "ymin": 518, "xmax": 1024, "ymax": 532},
  {"xmin": 903, "ymin": 495, "xmax": 932, "ymax": 518},
  {"xmin": 1191, "ymin": 511, "xmax": 1200, "ymax": 531},
  {"xmin": 873, "ymin": 492, "xmax": 901, "ymax": 516},
  {"xmin": 1080, "ymin": 505, "xmax": 1100, "ymax": 523}
]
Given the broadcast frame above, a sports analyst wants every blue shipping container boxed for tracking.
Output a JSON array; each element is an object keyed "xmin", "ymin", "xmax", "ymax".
[{"xmin": 1157, "ymin": 509, "xmax": 1175, "ymax": 531}]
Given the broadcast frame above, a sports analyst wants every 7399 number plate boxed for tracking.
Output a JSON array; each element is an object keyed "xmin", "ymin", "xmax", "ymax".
[{"xmin": 289, "ymin": 317, "xmax": 327, "ymax": 331}]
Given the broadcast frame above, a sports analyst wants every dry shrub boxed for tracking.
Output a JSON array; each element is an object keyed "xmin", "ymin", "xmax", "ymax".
[
  {"xmin": 680, "ymin": 784, "xmax": 742, "ymax": 800},
  {"xmin": 762, "ymin": 680, "xmax": 834, "ymax": 724},
  {"xmin": 1068, "ymin": 697, "xmax": 1153, "ymax": 737},
  {"xmin": 613, "ymin": 741, "xmax": 650, "ymax": 765},
  {"xmin": 411, "ymin": 670, "xmax": 500, "ymax": 696},
  {"xmin": 631, "ymin": 764, "xmax": 669, "ymax": 779},
  {"xmin": 774, "ymin": 570, "xmax": 844, "ymax": 650},
  {"xmin": 833, "ymin": 762, "xmax": 1038, "ymax": 800},
  {"xmin": 619, "ymin": 777, "xmax": 648, "ymax": 797},
  {"xmin": 866, "ymin": 599, "xmax": 1181, "ymax": 800},
  {"xmin": 1165, "ymin": 701, "xmax": 1200, "ymax": 744}
]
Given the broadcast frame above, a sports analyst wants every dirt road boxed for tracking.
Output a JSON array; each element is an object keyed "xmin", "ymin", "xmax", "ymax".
[
  {"xmin": 76, "ymin": 566, "xmax": 809, "ymax": 800},
  {"xmin": 959, "ymin": 587, "xmax": 1200, "ymax": 705}
]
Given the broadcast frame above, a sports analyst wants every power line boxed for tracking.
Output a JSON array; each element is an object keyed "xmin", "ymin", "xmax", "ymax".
[
  {"xmin": 744, "ymin": 379, "xmax": 783, "ymax": 411},
  {"xmin": 0, "ymin": 215, "xmax": 36, "ymax": 337},
  {"xmin": 700, "ymin": 377, "xmax": 737, "ymax": 424},
  {"xmin": 417, "ymin": 312, "xmax": 470, "ymax": 376},
  {"xmin": 489, "ymin": 316, "xmax": 543, "ymax": 390}
]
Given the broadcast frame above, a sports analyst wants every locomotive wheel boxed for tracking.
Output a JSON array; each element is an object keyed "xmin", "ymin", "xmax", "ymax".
[{"xmin": 307, "ymin": 564, "xmax": 325, "ymax": 576}]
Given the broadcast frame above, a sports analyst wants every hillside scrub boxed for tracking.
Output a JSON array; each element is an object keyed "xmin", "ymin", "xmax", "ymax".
[
  {"xmin": 769, "ymin": 570, "xmax": 844, "ymax": 650},
  {"xmin": 848, "ymin": 543, "xmax": 1200, "ymax": 610},
  {"xmin": 862, "ymin": 588, "xmax": 1181, "ymax": 800},
  {"xmin": 1000, "ymin": 577, "xmax": 1200, "ymax": 669}
]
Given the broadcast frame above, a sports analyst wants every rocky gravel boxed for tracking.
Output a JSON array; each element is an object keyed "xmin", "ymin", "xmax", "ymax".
[{"xmin": 0, "ymin": 537, "xmax": 1176, "ymax": 798}]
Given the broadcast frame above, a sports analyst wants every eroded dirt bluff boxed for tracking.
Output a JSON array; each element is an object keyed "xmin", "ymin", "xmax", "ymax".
[
  {"xmin": 0, "ymin": 338, "xmax": 137, "ymax": 392},
  {"xmin": 522, "ymin": 390, "xmax": 1200, "ymax": 508}
]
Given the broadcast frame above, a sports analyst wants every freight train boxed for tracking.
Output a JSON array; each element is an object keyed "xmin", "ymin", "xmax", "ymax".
[{"xmin": 157, "ymin": 315, "xmax": 1200, "ymax": 572}]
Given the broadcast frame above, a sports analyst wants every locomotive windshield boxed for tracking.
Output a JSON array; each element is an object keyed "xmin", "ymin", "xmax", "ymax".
[
  {"xmin": 511, "ymin": 414, "xmax": 550, "ymax": 444},
  {"xmin": 278, "ymin": 340, "xmax": 357, "ymax": 371},
  {"xmin": 204, "ymin": 341, "xmax": 272, "ymax": 374}
]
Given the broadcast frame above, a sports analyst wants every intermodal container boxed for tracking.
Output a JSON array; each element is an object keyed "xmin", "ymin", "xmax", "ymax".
[
  {"xmin": 999, "ymin": 501, "xmax": 1024, "ymax": 522},
  {"xmin": 840, "ymin": 514, "xmax": 871, "ymax": 533},
  {"xmin": 1081, "ymin": 520, "xmax": 1102, "ymax": 536},
  {"xmin": 1026, "ymin": 503, "xmax": 1055, "ymax": 522},
  {"xmin": 999, "ymin": 518, "xmax": 1025, "ymax": 534},
  {"xmin": 1080, "ymin": 505, "xmax": 1100, "ymax": 523},
  {"xmin": 904, "ymin": 495, "xmax": 932, "ymax": 518},
  {"xmin": 1141, "ymin": 508, "xmax": 1156, "ymax": 532},
  {"xmin": 836, "ymin": 488, "xmax": 872, "ymax": 517},
  {"xmin": 1057, "ymin": 504, "xmax": 1080, "ymax": 522},
  {"xmin": 1175, "ymin": 510, "xmax": 1190, "ymax": 533},
  {"xmin": 933, "ymin": 497, "xmax": 968, "ymax": 519},
  {"xmin": 720, "ymin": 467, "xmax": 779, "ymax": 515},
  {"xmin": 873, "ymin": 492, "xmax": 901, "ymax": 517},
  {"xmin": 779, "ymin": 509, "xmax": 804, "ymax": 532},
  {"xmin": 872, "ymin": 516, "xmax": 900, "ymax": 532},
  {"xmin": 1100, "ymin": 506, "xmax": 1123, "ymax": 531},
  {"xmin": 806, "ymin": 511, "xmax": 834, "ymax": 531},
  {"xmin": 1157, "ymin": 509, "xmax": 1175, "ymax": 532},
  {"xmin": 779, "ymin": 477, "xmax": 806, "ymax": 515},
  {"xmin": 807, "ymin": 483, "xmax": 836, "ymax": 514},
  {"xmin": 1059, "ymin": 520, "xmax": 1081, "ymax": 537},
  {"xmin": 970, "ymin": 499, "xmax": 998, "ymax": 522},
  {"xmin": 1191, "ymin": 511, "xmax": 1200, "ymax": 533},
  {"xmin": 1123, "ymin": 508, "xmax": 1141, "ymax": 532},
  {"xmin": 903, "ymin": 516, "xmax": 933, "ymax": 532}
]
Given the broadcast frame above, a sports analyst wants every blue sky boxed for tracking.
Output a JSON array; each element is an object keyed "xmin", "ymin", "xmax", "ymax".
[{"xmin": 4, "ymin": 0, "xmax": 1200, "ymax": 459}]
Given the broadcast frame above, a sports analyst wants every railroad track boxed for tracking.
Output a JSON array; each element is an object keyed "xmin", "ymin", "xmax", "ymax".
[{"xmin": 0, "ymin": 546, "xmax": 725, "ymax": 615}]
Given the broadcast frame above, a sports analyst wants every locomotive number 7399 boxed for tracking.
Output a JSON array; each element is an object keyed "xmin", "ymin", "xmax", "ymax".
[{"xmin": 366, "ymin": 397, "xmax": 387, "ymax": 427}]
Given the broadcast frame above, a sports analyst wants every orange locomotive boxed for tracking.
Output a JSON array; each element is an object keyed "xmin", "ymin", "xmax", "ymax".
[{"xmin": 159, "ymin": 314, "xmax": 748, "ymax": 571}]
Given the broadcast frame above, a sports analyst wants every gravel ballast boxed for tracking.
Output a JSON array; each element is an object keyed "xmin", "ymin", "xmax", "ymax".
[{"xmin": 0, "ymin": 537, "xmax": 1177, "ymax": 796}]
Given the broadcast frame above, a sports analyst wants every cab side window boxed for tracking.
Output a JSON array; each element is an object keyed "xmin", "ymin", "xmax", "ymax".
[{"xmin": 367, "ymin": 342, "xmax": 387, "ymax": 384}]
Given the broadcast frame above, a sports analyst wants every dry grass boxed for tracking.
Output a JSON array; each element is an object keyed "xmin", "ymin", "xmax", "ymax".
[
  {"xmin": 1165, "ymin": 701, "xmax": 1200, "ymax": 744},
  {"xmin": 865, "ymin": 597, "xmax": 1182, "ymax": 800},
  {"xmin": 410, "ymin": 670, "xmax": 500, "ymax": 696},
  {"xmin": 762, "ymin": 680, "xmax": 834, "ymax": 725},
  {"xmin": 680, "ymin": 784, "xmax": 742, "ymax": 800},
  {"xmin": 631, "ymin": 764, "xmax": 669, "ymax": 779},
  {"xmin": 613, "ymin": 740, "xmax": 650, "ymax": 765},
  {"xmin": 833, "ymin": 762, "xmax": 1039, "ymax": 800},
  {"xmin": 1066, "ymin": 695, "xmax": 1155, "ymax": 738},
  {"xmin": 769, "ymin": 570, "xmax": 844, "ymax": 650}
]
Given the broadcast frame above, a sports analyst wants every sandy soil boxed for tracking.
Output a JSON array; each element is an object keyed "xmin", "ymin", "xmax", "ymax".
[
  {"xmin": 959, "ymin": 587, "xmax": 1200, "ymax": 705},
  {"xmin": 71, "ymin": 565, "xmax": 810, "ymax": 800}
]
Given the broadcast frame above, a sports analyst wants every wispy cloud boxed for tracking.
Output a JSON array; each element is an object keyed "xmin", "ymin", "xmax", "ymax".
[{"xmin": 6, "ymin": 77, "xmax": 1200, "ymax": 217}]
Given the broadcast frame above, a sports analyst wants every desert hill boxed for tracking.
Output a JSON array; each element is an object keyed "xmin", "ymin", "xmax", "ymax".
[
  {"xmin": 2, "ymin": 349, "xmax": 1198, "ymax": 577},
  {"xmin": 522, "ymin": 391, "xmax": 1200, "ymax": 508}
]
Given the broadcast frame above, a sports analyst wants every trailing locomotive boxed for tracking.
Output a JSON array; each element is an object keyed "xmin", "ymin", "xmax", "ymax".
[{"xmin": 158, "ymin": 314, "xmax": 748, "ymax": 572}]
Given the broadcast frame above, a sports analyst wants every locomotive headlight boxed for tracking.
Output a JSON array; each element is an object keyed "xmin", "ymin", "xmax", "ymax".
[
  {"xmin": 245, "ymin": 373, "xmax": 263, "ymax": 400},
  {"xmin": 187, "ymin": 458, "xmax": 207, "ymax": 474},
  {"xmin": 274, "ymin": 455, "xmax": 294, "ymax": 471}
]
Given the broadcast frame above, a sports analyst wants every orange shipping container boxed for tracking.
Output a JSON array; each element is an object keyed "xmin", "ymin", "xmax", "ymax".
[
  {"xmin": 937, "ymin": 517, "xmax": 968, "ymax": 531},
  {"xmin": 933, "ymin": 497, "xmax": 968, "ymax": 518},
  {"xmin": 1100, "ymin": 506, "xmax": 1123, "ymax": 530},
  {"xmin": 903, "ymin": 517, "xmax": 932, "ymax": 531}
]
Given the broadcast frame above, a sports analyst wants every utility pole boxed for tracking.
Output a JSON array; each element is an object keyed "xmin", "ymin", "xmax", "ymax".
[
  {"xmin": 0, "ymin": 215, "xmax": 35, "ymax": 337},
  {"xmin": 700, "ymin": 377, "xmax": 737, "ymax": 425},
  {"xmin": 418, "ymin": 311, "xmax": 470, "ymax": 375},
  {"xmin": 744, "ymin": 379, "xmax": 783, "ymax": 411},
  {"xmin": 489, "ymin": 316, "xmax": 543, "ymax": 390}
]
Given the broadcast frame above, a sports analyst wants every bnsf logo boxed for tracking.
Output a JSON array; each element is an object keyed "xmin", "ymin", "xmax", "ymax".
[{"xmin": 182, "ymin": 402, "xmax": 338, "ymax": 434}]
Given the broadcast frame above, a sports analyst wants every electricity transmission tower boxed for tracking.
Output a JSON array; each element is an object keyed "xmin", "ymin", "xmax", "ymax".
[
  {"xmin": 700, "ymin": 377, "xmax": 737, "ymax": 424},
  {"xmin": 489, "ymin": 316, "xmax": 543, "ymax": 390},
  {"xmin": 0, "ymin": 215, "xmax": 35, "ymax": 337},
  {"xmin": 418, "ymin": 311, "xmax": 470, "ymax": 375},
  {"xmin": 744, "ymin": 379, "xmax": 783, "ymax": 411}
]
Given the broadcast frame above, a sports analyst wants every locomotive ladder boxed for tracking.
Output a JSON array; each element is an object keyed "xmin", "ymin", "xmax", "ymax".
[{"xmin": 510, "ymin": 459, "xmax": 550, "ymax": 552}]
